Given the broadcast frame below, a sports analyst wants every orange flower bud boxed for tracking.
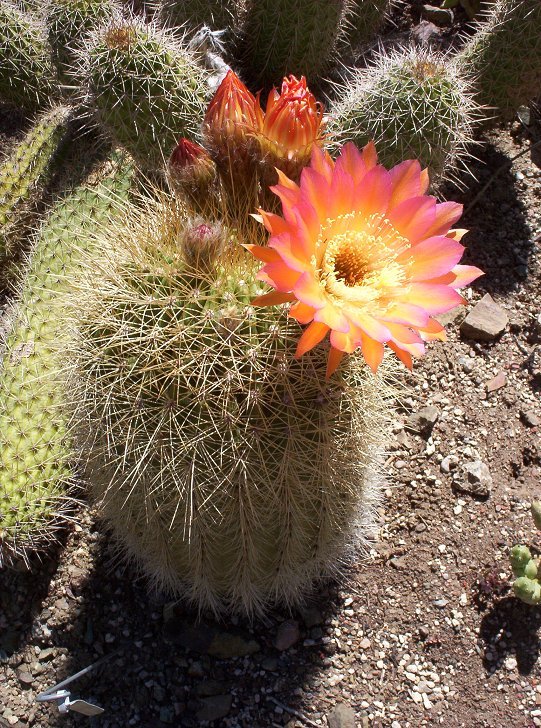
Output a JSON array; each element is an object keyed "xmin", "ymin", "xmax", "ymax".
[
  {"xmin": 203, "ymin": 70, "xmax": 258, "ymax": 153},
  {"xmin": 255, "ymin": 75, "xmax": 325, "ymax": 170}
]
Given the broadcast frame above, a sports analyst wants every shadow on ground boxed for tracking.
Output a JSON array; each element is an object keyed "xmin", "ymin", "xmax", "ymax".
[{"xmin": 479, "ymin": 595, "xmax": 541, "ymax": 676}]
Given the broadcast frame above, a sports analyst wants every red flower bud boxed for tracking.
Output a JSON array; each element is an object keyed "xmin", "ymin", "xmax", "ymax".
[{"xmin": 204, "ymin": 70, "xmax": 258, "ymax": 153}]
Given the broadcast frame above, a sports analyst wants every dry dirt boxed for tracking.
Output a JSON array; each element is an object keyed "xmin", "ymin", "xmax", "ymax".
[{"xmin": 2, "ymin": 6, "xmax": 541, "ymax": 728}]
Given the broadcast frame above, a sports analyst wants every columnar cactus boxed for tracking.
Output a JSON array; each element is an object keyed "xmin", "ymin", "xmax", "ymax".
[
  {"xmin": 0, "ymin": 104, "xmax": 71, "ymax": 262},
  {"xmin": 45, "ymin": 0, "xmax": 120, "ymax": 85},
  {"xmin": 340, "ymin": 0, "xmax": 392, "ymax": 51},
  {"xmin": 68, "ymin": 193, "xmax": 390, "ymax": 614},
  {"xmin": 237, "ymin": 0, "xmax": 347, "ymax": 90},
  {"xmin": 0, "ymin": 153, "xmax": 133, "ymax": 567},
  {"xmin": 160, "ymin": 0, "xmax": 236, "ymax": 33},
  {"xmin": 81, "ymin": 16, "xmax": 211, "ymax": 169},
  {"xmin": 328, "ymin": 47, "xmax": 479, "ymax": 182},
  {"xmin": 457, "ymin": 0, "xmax": 541, "ymax": 120},
  {"xmin": 0, "ymin": 0, "xmax": 59, "ymax": 111}
]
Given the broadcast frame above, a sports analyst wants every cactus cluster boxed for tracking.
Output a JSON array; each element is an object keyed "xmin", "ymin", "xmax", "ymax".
[{"xmin": 0, "ymin": 0, "xmax": 540, "ymax": 614}]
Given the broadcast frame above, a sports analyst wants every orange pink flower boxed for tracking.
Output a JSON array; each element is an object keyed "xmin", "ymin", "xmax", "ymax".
[
  {"xmin": 247, "ymin": 142, "xmax": 483, "ymax": 378},
  {"xmin": 254, "ymin": 75, "xmax": 325, "ymax": 167},
  {"xmin": 203, "ymin": 70, "xmax": 258, "ymax": 152}
]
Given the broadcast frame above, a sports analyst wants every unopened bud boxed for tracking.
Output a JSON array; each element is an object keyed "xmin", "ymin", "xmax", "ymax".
[
  {"xmin": 168, "ymin": 138, "xmax": 216, "ymax": 199},
  {"xmin": 180, "ymin": 218, "xmax": 225, "ymax": 274}
]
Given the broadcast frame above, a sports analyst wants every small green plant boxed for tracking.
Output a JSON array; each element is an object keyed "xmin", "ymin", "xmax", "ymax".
[{"xmin": 509, "ymin": 502, "xmax": 541, "ymax": 605}]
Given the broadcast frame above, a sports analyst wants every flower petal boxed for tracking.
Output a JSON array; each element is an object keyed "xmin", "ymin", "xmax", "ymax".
[
  {"xmin": 404, "ymin": 235, "xmax": 465, "ymax": 281},
  {"xmin": 387, "ymin": 196, "xmax": 436, "ymax": 243},
  {"xmin": 381, "ymin": 302, "xmax": 429, "ymax": 327},
  {"xmin": 289, "ymin": 300, "xmax": 316, "ymax": 324},
  {"xmin": 334, "ymin": 141, "xmax": 377, "ymax": 186},
  {"xmin": 388, "ymin": 341, "xmax": 413, "ymax": 369},
  {"xmin": 326, "ymin": 346, "xmax": 344, "ymax": 378},
  {"xmin": 403, "ymin": 283, "xmax": 465, "ymax": 314},
  {"xmin": 353, "ymin": 165, "xmax": 392, "ymax": 218},
  {"xmin": 295, "ymin": 321, "xmax": 330, "ymax": 357},
  {"xmin": 294, "ymin": 271, "xmax": 327, "ymax": 309},
  {"xmin": 389, "ymin": 159, "xmax": 424, "ymax": 209},
  {"xmin": 244, "ymin": 244, "xmax": 281, "ymax": 263},
  {"xmin": 360, "ymin": 334, "xmax": 385, "ymax": 373},
  {"xmin": 314, "ymin": 304, "xmax": 350, "ymax": 333},
  {"xmin": 425, "ymin": 201, "xmax": 463, "ymax": 237},
  {"xmin": 420, "ymin": 317, "xmax": 447, "ymax": 341},
  {"xmin": 252, "ymin": 291, "xmax": 296, "ymax": 306}
]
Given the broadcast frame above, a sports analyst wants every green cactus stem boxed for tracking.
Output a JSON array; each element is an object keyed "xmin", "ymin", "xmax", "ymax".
[
  {"xmin": 82, "ymin": 16, "xmax": 210, "ymax": 170},
  {"xmin": 0, "ymin": 152, "xmax": 133, "ymax": 568},
  {"xmin": 531, "ymin": 501, "xmax": 541, "ymax": 531},
  {"xmin": 514, "ymin": 576, "xmax": 541, "ymax": 605},
  {"xmin": 160, "ymin": 0, "xmax": 236, "ymax": 33},
  {"xmin": 46, "ymin": 0, "xmax": 120, "ymax": 86},
  {"xmin": 238, "ymin": 0, "xmax": 347, "ymax": 90},
  {"xmin": 340, "ymin": 0, "xmax": 391, "ymax": 51},
  {"xmin": 0, "ymin": 1, "xmax": 59, "ymax": 112},
  {"xmin": 328, "ymin": 47, "xmax": 480, "ymax": 183},
  {"xmin": 510, "ymin": 544, "xmax": 532, "ymax": 577},
  {"xmin": 0, "ymin": 104, "xmax": 72, "ymax": 263},
  {"xmin": 457, "ymin": 0, "xmax": 541, "ymax": 121},
  {"xmin": 68, "ymin": 191, "xmax": 392, "ymax": 616}
]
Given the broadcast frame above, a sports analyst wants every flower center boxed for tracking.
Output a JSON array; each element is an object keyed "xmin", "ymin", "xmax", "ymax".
[{"xmin": 319, "ymin": 212, "xmax": 411, "ymax": 307}]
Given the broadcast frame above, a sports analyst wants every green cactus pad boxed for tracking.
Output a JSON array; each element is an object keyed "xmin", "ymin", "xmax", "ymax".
[
  {"xmin": 510, "ymin": 544, "xmax": 532, "ymax": 577},
  {"xmin": 0, "ymin": 104, "xmax": 71, "ymax": 262},
  {"xmin": 328, "ymin": 47, "xmax": 480, "ymax": 182},
  {"xmin": 513, "ymin": 576, "xmax": 541, "ymax": 606},
  {"xmin": 339, "ymin": 0, "xmax": 391, "ymax": 51},
  {"xmin": 457, "ymin": 0, "xmax": 541, "ymax": 121},
  {"xmin": 238, "ymin": 0, "xmax": 346, "ymax": 89},
  {"xmin": 68, "ymin": 192, "xmax": 392, "ymax": 615},
  {"xmin": 46, "ymin": 0, "xmax": 120, "ymax": 85},
  {"xmin": 0, "ymin": 153, "xmax": 133, "ymax": 567},
  {"xmin": 0, "ymin": 1, "xmax": 59, "ymax": 112},
  {"xmin": 82, "ymin": 16, "xmax": 210, "ymax": 170}
]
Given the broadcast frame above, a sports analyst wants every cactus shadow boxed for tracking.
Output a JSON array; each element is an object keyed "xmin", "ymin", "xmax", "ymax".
[
  {"xmin": 0, "ymin": 535, "xmax": 71, "ymax": 659},
  {"xmin": 39, "ymin": 523, "xmax": 341, "ymax": 727},
  {"xmin": 479, "ymin": 596, "xmax": 541, "ymax": 676},
  {"xmin": 440, "ymin": 140, "xmax": 535, "ymax": 296}
]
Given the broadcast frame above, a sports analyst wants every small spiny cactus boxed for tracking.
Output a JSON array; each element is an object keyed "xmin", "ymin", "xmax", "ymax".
[
  {"xmin": 457, "ymin": 0, "xmax": 541, "ymax": 121},
  {"xmin": 81, "ymin": 15, "xmax": 211, "ymax": 169},
  {"xmin": 0, "ymin": 0, "xmax": 59, "ymax": 112},
  {"xmin": 328, "ymin": 47, "xmax": 479, "ymax": 182}
]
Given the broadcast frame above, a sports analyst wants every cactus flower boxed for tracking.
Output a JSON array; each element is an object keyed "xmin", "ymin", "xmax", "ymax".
[
  {"xmin": 247, "ymin": 142, "xmax": 483, "ymax": 378},
  {"xmin": 203, "ymin": 70, "xmax": 258, "ymax": 153},
  {"xmin": 254, "ymin": 74, "xmax": 324, "ymax": 171}
]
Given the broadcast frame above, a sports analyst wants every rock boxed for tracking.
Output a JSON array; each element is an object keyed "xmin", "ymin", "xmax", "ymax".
[
  {"xmin": 261, "ymin": 656, "xmax": 279, "ymax": 671},
  {"xmin": 327, "ymin": 702, "xmax": 356, "ymax": 728},
  {"xmin": 195, "ymin": 680, "xmax": 229, "ymax": 697},
  {"xmin": 159, "ymin": 706, "xmax": 175, "ymax": 724},
  {"xmin": 406, "ymin": 406, "xmax": 440, "ymax": 439},
  {"xmin": 163, "ymin": 613, "xmax": 260, "ymax": 658},
  {"xmin": 38, "ymin": 648, "xmax": 55, "ymax": 662},
  {"xmin": 411, "ymin": 20, "xmax": 441, "ymax": 45},
  {"xmin": 419, "ymin": 626, "xmax": 430, "ymax": 640},
  {"xmin": 275, "ymin": 620, "xmax": 300, "ymax": 651},
  {"xmin": 196, "ymin": 695, "xmax": 232, "ymax": 722},
  {"xmin": 521, "ymin": 411, "xmax": 541, "ymax": 428},
  {"xmin": 455, "ymin": 460, "xmax": 492, "ymax": 497},
  {"xmin": 460, "ymin": 294, "xmax": 508, "ymax": 341},
  {"xmin": 422, "ymin": 4, "xmax": 453, "ymax": 24},
  {"xmin": 16, "ymin": 670, "xmax": 33, "ymax": 687},
  {"xmin": 486, "ymin": 371, "xmax": 506, "ymax": 393},
  {"xmin": 441, "ymin": 454, "xmax": 459, "ymax": 473}
]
